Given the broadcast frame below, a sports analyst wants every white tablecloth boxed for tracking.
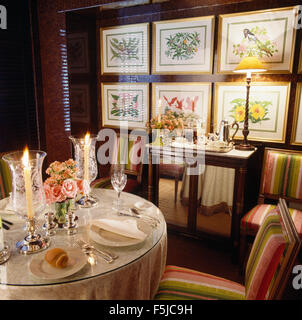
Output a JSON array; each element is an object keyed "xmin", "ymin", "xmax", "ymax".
[{"xmin": 0, "ymin": 189, "xmax": 167, "ymax": 300}]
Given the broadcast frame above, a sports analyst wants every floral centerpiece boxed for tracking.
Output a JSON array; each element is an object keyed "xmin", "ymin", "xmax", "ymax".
[
  {"xmin": 44, "ymin": 159, "xmax": 89, "ymax": 226},
  {"xmin": 146, "ymin": 110, "xmax": 184, "ymax": 131}
]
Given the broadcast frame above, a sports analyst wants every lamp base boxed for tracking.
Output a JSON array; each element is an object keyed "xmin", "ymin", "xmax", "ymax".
[{"xmin": 235, "ymin": 143, "xmax": 255, "ymax": 151}]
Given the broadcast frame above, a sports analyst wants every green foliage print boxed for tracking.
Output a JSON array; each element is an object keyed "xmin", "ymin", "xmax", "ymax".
[
  {"xmin": 165, "ymin": 31, "xmax": 200, "ymax": 60},
  {"xmin": 110, "ymin": 37, "xmax": 140, "ymax": 62}
]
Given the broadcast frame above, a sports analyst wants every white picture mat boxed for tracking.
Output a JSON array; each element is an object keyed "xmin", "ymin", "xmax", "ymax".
[
  {"xmin": 102, "ymin": 83, "xmax": 149, "ymax": 129},
  {"xmin": 153, "ymin": 83, "xmax": 211, "ymax": 131},
  {"xmin": 215, "ymin": 83, "xmax": 289, "ymax": 142},
  {"xmin": 153, "ymin": 17, "xmax": 214, "ymax": 73},
  {"xmin": 219, "ymin": 7, "xmax": 297, "ymax": 73},
  {"xmin": 101, "ymin": 23, "xmax": 149, "ymax": 74},
  {"xmin": 292, "ymin": 85, "xmax": 302, "ymax": 144}
]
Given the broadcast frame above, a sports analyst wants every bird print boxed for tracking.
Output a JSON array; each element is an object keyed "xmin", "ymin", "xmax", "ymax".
[
  {"xmin": 243, "ymin": 28, "xmax": 259, "ymax": 42},
  {"xmin": 243, "ymin": 28, "xmax": 273, "ymax": 57}
]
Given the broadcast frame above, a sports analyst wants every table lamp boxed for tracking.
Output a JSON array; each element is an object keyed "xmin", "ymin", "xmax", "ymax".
[{"xmin": 233, "ymin": 56, "xmax": 266, "ymax": 150}]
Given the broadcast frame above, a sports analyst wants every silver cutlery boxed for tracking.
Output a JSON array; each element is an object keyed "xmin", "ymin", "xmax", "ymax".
[
  {"xmin": 130, "ymin": 208, "xmax": 161, "ymax": 224},
  {"xmin": 76, "ymin": 239, "xmax": 116, "ymax": 263},
  {"xmin": 119, "ymin": 211, "xmax": 158, "ymax": 228}
]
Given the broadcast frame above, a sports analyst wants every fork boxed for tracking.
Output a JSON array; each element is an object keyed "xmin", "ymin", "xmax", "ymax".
[{"xmin": 76, "ymin": 239, "xmax": 117, "ymax": 263}]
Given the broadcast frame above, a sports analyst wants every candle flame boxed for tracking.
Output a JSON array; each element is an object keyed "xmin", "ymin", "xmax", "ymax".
[
  {"xmin": 84, "ymin": 132, "xmax": 90, "ymax": 145},
  {"xmin": 22, "ymin": 147, "xmax": 29, "ymax": 167}
]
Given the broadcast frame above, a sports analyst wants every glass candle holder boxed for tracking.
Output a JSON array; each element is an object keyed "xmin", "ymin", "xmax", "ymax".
[
  {"xmin": 3, "ymin": 150, "xmax": 50, "ymax": 254},
  {"xmin": 69, "ymin": 135, "xmax": 99, "ymax": 208}
]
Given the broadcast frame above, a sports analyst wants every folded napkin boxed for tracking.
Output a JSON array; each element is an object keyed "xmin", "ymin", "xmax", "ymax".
[{"xmin": 91, "ymin": 218, "xmax": 147, "ymax": 240}]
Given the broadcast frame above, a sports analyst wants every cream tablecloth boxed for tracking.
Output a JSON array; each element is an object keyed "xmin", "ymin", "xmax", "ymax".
[{"xmin": 0, "ymin": 189, "xmax": 167, "ymax": 300}]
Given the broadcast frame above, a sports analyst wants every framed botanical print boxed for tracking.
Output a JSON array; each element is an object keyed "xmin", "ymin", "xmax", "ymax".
[
  {"xmin": 217, "ymin": 6, "xmax": 298, "ymax": 74},
  {"xmin": 152, "ymin": 16, "xmax": 215, "ymax": 74},
  {"xmin": 101, "ymin": 83, "xmax": 149, "ymax": 129},
  {"xmin": 100, "ymin": 23, "xmax": 149, "ymax": 75},
  {"xmin": 214, "ymin": 82, "xmax": 290, "ymax": 143},
  {"xmin": 298, "ymin": 41, "xmax": 302, "ymax": 74},
  {"xmin": 291, "ymin": 83, "xmax": 302, "ymax": 145},
  {"xmin": 152, "ymin": 82, "xmax": 212, "ymax": 132},
  {"xmin": 67, "ymin": 32, "xmax": 90, "ymax": 73},
  {"xmin": 70, "ymin": 84, "xmax": 90, "ymax": 123}
]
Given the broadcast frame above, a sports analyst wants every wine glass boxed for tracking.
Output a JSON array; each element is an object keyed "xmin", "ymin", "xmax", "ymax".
[{"xmin": 110, "ymin": 164, "xmax": 127, "ymax": 212}]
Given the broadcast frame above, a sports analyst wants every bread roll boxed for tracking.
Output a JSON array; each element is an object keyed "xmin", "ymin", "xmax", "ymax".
[{"xmin": 45, "ymin": 248, "xmax": 69, "ymax": 268}]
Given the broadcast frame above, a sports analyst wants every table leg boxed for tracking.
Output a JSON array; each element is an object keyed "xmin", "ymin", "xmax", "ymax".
[
  {"xmin": 188, "ymin": 165, "xmax": 198, "ymax": 233},
  {"xmin": 231, "ymin": 166, "xmax": 247, "ymax": 263},
  {"xmin": 148, "ymin": 153, "xmax": 160, "ymax": 206}
]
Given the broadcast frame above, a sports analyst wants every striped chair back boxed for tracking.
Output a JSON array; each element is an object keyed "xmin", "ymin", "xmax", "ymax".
[
  {"xmin": 260, "ymin": 148, "xmax": 302, "ymax": 201},
  {"xmin": 0, "ymin": 156, "xmax": 12, "ymax": 200},
  {"xmin": 245, "ymin": 199, "xmax": 301, "ymax": 300},
  {"xmin": 112, "ymin": 134, "xmax": 147, "ymax": 178}
]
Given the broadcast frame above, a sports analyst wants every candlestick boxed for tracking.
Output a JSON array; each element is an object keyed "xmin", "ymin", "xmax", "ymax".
[
  {"xmin": 84, "ymin": 132, "xmax": 90, "ymax": 181},
  {"xmin": 22, "ymin": 148, "xmax": 34, "ymax": 219},
  {"xmin": 158, "ymin": 99, "xmax": 162, "ymax": 122}
]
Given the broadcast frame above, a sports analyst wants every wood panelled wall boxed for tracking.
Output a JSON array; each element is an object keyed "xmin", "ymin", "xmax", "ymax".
[
  {"xmin": 35, "ymin": 0, "xmax": 302, "ymax": 165},
  {"xmin": 0, "ymin": 0, "xmax": 39, "ymax": 153}
]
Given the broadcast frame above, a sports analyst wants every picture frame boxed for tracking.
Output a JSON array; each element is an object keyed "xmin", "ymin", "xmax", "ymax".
[
  {"xmin": 100, "ymin": 23, "xmax": 149, "ymax": 75},
  {"xmin": 70, "ymin": 84, "xmax": 90, "ymax": 123},
  {"xmin": 152, "ymin": 16, "xmax": 215, "ymax": 74},
  {"xmin": 152, "ymin": 82, "xmax": 212, "ymax": 132},
  {"xmin": 298, "ymin": 40, "xmax": 302, "ymax": 74},
  {"xmin": 101, "ymin": 82, "xmax": 149, "ymax": 129},
  {"xmin": 214, "ymin": 82, "xmax": 290, "ymax": 143},
  {"xmin": 217, "ymin": 6, "xmax": 298, "ymax": 74},
  {"xmin": 291, "ymin": 83, "xmax": 302, "ymax": 145},
  {"xmin": 67, "ymin": 32, "xmax": 90, "ymax": 73}
]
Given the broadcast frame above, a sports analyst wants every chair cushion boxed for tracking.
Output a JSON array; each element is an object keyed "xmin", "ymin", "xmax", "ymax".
[
  {"xmin": 154, "ymin": 265, "xmax": 245, "ymax": 300},
  {"xmin": 245, "ymin": 211, "xmax": 288, "ymax": 300},
  {"xmin": 241, "ymin": 204, "xmax": 302, "ymax": 237},
  {"xmin": 91, "ymin": 177, "xmax": 139, "ymax": 193},
  {"xmin": 262, "ymin": 150, "xmax": 302, "ymax": 199}
]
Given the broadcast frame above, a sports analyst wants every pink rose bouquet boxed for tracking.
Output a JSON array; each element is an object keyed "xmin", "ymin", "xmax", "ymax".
[{"xmin": 44, "ymin": 159, "xmax": 89, "ymax": 204}]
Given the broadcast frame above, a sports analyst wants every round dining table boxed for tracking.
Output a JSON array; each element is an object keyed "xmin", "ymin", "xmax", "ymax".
[{"xmin": 0, "ymin": 189, "xmax": 167, "ymax": 300}]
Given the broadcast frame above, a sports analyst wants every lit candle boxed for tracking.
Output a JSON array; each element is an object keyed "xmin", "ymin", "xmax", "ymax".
[
  {"xmin": 158, "ymin": 99, "xmax": 162, "ymax": 122},
  {"xmin": 84, "ymin": 132, "xmax": 90, "ymax": 181},
  {"xmin": 22, "ymin": 148, "xmax": 34, "ymax": 219}
]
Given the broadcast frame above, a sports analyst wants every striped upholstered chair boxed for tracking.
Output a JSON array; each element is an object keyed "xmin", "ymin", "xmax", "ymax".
[
  {"xmin": 240, "ymin": 148, "xmax": 302, "ymax": 266},
  {"xmin": 154, "ymin": 199, "xmax": 301, "ymax": 300},
  {"xmin": 0, "ymin": 153, "xmax": 12, "ymax": 200},
  {"xmin": 91, "ymin": 134, "xmax": 146, "ymax": 194}
]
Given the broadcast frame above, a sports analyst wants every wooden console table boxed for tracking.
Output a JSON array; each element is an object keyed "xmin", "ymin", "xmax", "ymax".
[{"xmin": 147, "ymin": 143, "xmax": 258, "ymax": 261}]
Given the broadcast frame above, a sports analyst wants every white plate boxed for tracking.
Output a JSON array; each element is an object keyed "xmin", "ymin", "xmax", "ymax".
[
  {"xmin": 29, "ymin": 247, "xmax": 87, "ymax": 280},
  {"xmin": 89, "ymin": 219, "xmax": 152, "ymax": 247}
]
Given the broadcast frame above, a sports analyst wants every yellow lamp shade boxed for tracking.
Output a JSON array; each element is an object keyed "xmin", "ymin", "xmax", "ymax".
[{"xmin": 233, "ymin": 56, "xmax": 266, "ymax": 74}]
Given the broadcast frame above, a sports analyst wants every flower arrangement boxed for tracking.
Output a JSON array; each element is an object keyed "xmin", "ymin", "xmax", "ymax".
[
  {"xmin": 146, "ymin": 110, "xmax": 184, "ymax": 131},
  {"xmin": 44, "ymin": 159, "xmax": 89, "ymax": 204}
]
